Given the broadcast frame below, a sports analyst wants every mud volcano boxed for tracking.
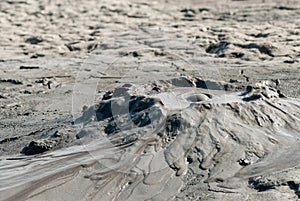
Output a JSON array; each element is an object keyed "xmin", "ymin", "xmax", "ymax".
[{"xmin": 0, "ymin": 77, "xmax": 299, "ymax": 201}]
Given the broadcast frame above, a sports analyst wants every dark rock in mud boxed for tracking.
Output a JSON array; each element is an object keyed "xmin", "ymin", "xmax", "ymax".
[
  {"xmin": 206, "ymin": 42, "xmax": 229, "ymax": 57},
  {"xmin": 21, "ymin": 140, "xmax": 54, "ymax": 155},
  {"xmin": 25, "ymin": 36, "xmax": 43, "ymax": 45},
  {"xmin": 129, "ymin": 96, "xmax": 157, "ymax": 114},
  {"xmin": 131, "ymin": 51, "xmax": 139, "ymax": 57},
  {"xmin": 95, "ymin": 100, "xmax": 113, "ymax": 121},
  {"xmin": 238, "ymin": 158, "xmax": 251, "ymax": 166},
  {"xmin": 248, "ymin": 177, "xmax": 277, "ymax": 192},
  {"xmin": 287, "ymin": 181, "xmax": 300, "ymax": 198},
  {"xmin": 104, "ymin": 120, "xmax": 120, "ymax": 135},
  {"xmin": 165, "ymin": 114, "xmax": 182, "ymax": 136},
  {"xmin": 104, "ymin": 96, "xmax": 164, "ymax": 135},
  {"xmin": 131, "ymin": 111, "xmax": 151, "ymax": 127}
]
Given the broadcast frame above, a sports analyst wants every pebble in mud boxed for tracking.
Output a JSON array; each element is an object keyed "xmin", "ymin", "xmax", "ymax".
[
  {"xmin": 25, "ymin": 36, "xmax": 43, "ymax": 45},
  {"xmin": 238, "ymin": 158, "xmax": 251, "ymax": 166}
]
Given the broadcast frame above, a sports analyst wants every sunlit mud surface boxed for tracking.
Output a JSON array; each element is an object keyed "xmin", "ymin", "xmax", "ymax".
[{"xmin": 0, "ymin": 0, "xmax": 300, "ymax": 200}]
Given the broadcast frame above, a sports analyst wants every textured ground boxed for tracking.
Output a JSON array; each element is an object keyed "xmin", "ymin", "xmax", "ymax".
[{"xmin": 0, "ymin": 0, "xmax": 299, "ymax": 200}]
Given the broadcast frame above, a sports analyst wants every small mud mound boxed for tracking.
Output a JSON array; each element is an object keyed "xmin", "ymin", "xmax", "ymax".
[
  {"xmin": 72, "ymin": 77, "xmax": 300, "ymax": 195},
  {"xmin": 1, "ymin": 77, "xmax": 300, "ymax": 201}
]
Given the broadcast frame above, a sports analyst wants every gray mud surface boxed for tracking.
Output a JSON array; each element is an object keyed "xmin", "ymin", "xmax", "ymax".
[{"xmin": 0, "ymin": 0, "xmax": 299, "ymax": 201}]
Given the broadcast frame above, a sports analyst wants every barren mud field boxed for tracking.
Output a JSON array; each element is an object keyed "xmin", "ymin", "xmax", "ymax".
[{"xmin": 0, "ymin": 0, "xmax": 299, "ymax": 200}]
